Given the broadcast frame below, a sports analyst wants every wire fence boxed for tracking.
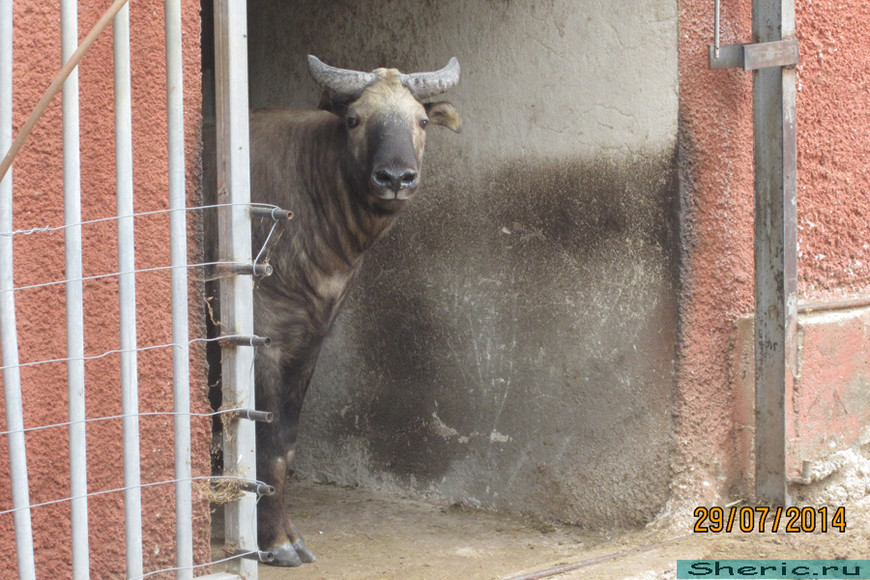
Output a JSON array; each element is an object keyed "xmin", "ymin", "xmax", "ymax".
[
  {"xmin": 0, "ymin": 203, "xmax": 285, "ymax": 299},
  {"xmin": 0, "ymin": 201, "xmax": 282, "ymax": 577},
  {"xmin": 1, "ymin": 0, "xmax": 264, "ymax": 576}
]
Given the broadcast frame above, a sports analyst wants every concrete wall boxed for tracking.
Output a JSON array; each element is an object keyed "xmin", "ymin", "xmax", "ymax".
[
  {"xmin": 246, "ymin": 0, "xmax": 680, "ymax": 527},
  {"xmin": 0, "ymin": 2, "xmax": 209, "ymax": 576}
]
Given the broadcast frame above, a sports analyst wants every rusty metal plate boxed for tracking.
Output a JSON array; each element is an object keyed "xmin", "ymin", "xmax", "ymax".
[{"xmin": 708, "ymin": 39, "xmax": 799, "ymax": 71}]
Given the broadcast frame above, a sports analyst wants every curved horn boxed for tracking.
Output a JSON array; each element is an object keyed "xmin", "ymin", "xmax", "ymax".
[
  {"xmin": 307, "ymin": 55, "xmax": 376, "ymax": 99},
  {"xmin": 400, "ymin": 57, "xmax": 461, "ymax": 100}
]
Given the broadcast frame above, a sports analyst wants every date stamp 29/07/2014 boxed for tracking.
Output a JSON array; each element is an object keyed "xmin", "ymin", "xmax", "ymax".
[{"xmin": 693, "ymin": 506, "xmax": 846, "ymax": 534}]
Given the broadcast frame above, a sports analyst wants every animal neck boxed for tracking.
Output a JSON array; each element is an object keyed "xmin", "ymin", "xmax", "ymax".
[{"xmin": 299, "ymin": 116, "xmax": 403, "ymax": 270}]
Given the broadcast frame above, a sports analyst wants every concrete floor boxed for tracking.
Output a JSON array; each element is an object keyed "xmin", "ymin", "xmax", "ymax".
[{"xmin": 210, "ymin": 477, "xmax": 870, "ymax": 580}]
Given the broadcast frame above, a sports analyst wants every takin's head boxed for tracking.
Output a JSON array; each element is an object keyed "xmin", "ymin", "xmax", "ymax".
[{"xmin": 308, "ymin": 55, "xmax": 461, "ymax": 206}]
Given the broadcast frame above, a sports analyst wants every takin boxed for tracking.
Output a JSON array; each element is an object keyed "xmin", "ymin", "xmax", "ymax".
[{"xmin": 203, "ymin": 55, "xmax": 461, "ymax": 567}]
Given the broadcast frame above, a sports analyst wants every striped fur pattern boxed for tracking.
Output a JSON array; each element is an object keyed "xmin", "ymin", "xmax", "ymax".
[{"xmin": 204, "ymin": 61, "xmax": 460, "ymax": 566}]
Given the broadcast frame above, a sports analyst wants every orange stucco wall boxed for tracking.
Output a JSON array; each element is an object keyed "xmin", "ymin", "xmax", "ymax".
[
  {"xmin": 731, "ymin": 308, "xmax": 870, "ymax": 486},
  {"xmin": 677, "ymin": 0, "xmax": 755, "ymax": 502},
  {"xmin": 677, "ymin": 0, "xmax": 870, "ymax": 502},
  {"xmin": 0, "ymin": 1, "xmax": 207, "ymax": 577},
  {"xmin": 797, "ymin": 1, "xmax": 870, "ymax": 296}
]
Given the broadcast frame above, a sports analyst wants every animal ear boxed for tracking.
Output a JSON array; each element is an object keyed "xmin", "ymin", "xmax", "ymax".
[{"xmin": 424, "ymin": 101, "xmax": 462, "ymax": 133}]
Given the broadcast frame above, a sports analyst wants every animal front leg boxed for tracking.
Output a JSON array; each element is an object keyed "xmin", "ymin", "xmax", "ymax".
[
  {"xmin": 256, "ymin": 419, "xmax": 316, "ymax": 566},
  {"xmin": 282, "ymin": 448, "xmax": 316, "ymax": 564},
  {"xmin": 252, "ymin": 314, "xmax": 323, "ymax": 565}
]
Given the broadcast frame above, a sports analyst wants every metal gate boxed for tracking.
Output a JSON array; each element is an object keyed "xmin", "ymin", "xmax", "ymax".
[{"xmin": 0, "ymin": 0, "xmax": 265, "ymax": 577}]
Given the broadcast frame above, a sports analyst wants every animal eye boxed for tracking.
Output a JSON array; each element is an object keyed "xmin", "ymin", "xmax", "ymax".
[
  {"xmin": 346, "ymin": 115, "xmax": 360, "ymax": 129},
  {"xmin": 419, "ymin": 118, "xmax": 429, "ymax": 130}
]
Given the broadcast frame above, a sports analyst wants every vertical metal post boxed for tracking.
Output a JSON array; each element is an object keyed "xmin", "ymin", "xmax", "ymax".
[
  {"xmin": 114, "ymin": 3, "xmax": 144, "ymax": 576},
  {"xmin": 753, "ymin": 0, "xmax": 797, "ymax": 506},
  {"xmin": 0, "ymin": 1, "xmax": 37, "ymax": 577},
  {"xmin": 214, "ymin": 0, "xmax": 258, "ymax": 577},
  {"xmin": 164, "ymin": 0, "xmax": 194, "ymax": 577},
  {"xmin": 60, "ymin": 1, "xmax": 90, "ymax": 576}
]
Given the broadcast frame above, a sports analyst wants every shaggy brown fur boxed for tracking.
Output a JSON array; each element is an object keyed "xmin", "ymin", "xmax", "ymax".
[{"xmin": 204, "ymin": 66, "xmax": 460, "ymax": 566}]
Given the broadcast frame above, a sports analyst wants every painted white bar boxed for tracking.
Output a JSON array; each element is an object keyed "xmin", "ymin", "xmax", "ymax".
[
  {"xmin": 214, "ymin": 0, "xmax": 258, "ymax": 576},
  {"xmin": 0, "ymin": 0, "xmax": 37, "ymax": 577},
  {"xmin": 60, "ymin": 1, "xmax": 90, "ymax": 577},
  {"xmin": 114, "ymin": 3, "xmax": 144, "ymax": 577},
  {"xmin": 164, "ymin": 0, "xmax": 194, "ymax": 577}
]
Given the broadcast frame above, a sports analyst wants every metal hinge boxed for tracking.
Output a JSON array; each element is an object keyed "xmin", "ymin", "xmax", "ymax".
[
  {"xmin": 709, "ymin": 39, "xmax": 799, "ymax": 70},
  {"xmin": 708, "ymin": 0, "xmax": 799, "ymax": 70}
]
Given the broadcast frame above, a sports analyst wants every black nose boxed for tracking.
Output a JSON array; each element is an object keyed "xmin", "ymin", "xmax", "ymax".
[{"xmin": 373, "ymin": 168, "xmax": 418, "ymax": 193}]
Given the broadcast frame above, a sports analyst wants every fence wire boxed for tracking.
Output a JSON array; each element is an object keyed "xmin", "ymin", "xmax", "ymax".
[
  {"xmin": 0, "ymin": 403, "xmax": 260, "ymax": 438},
  {"xmin": 0, "ymin": 475, "xmax": 271, "ymax": 518},
  {"xmin": 0, "ymin": 201, "xmax": 284, "ymax": 576},
  {"xmin": 0, "ymin": 203, "xmax": 282, "ymax": 297}
]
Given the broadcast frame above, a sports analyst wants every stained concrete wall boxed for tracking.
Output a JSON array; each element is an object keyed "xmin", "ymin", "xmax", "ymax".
[
  {"xmin": 246, "ymin": 0, "xmax": 680, "ymax": 527},
  {"xmin": 0, "ymin": 2, "xmax": 209, "ymax": 576}
]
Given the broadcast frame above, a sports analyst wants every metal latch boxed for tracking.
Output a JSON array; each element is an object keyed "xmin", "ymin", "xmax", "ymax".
[{"xmin": 708, "ymin": 0, "xmax": 799, "ymax": 70}]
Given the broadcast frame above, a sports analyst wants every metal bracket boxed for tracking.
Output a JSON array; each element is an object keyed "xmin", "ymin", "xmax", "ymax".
[
  {"xmin": 229, "ymin": 548, "xmax": 276, "ymax": 563},
  {"xmin": 220, "ymin": 334, "xmax": 272, "ymax": 348},
  {"xmin": 236, "ymin": 480, "xmax": 276, "ymax": 496},
  {"xmin": 250, "ymin": 205, "xmax": 293, "ymax": 221},
  {"xmin": 211, "ymin": 477, "xmax": 276, "ymax": 496},
  {"xmin": 709, "ymin": 39, "xmax": 799, "ymax": 70},
  {"xmin": 236, "ymin": 408, "xmax": 274, "ymax": 423},
  {"xmin": 214, "ymin": 261, "xmax": 273, "ymax": 277}
]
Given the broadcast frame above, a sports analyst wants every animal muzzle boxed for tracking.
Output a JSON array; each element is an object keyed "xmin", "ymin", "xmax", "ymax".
[{"xmin": 372, "ymin": 166, "xmax": 419, "ymax": 197}]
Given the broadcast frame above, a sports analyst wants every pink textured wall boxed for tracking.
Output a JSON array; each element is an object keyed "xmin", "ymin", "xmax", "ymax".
[
  {"xmin": 677, "ymin": 0, "xmax": 870, "ymax": 502},
  {"xmin": 797, "ymin": 1, "xmax": 870, "ymax": 297},
  {"xmin": 732, "ymin": 309, "xmax": 870, "ymax": 483},
  {"xmin": 0, "ymin": 1, "xmax": 207, "ymax": 577},
  {"xmin": 676, "ymin": 0, "xmax": 755, "ymax": 501},
  {"xmin": 787, "ymin": 310, "xmax": 870, "ymax": 469}
]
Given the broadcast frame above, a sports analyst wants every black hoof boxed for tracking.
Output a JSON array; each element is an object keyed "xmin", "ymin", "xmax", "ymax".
[
  {"xmin": 293, "ymin": 537, "xmax": 316, "ymax": 563},
  {"xmin": 266, "ymin": 543, "xmax": 303, "ymax": 567},
  {"xmin": 264, "ymin": 540, "xmax": 316, "ymax": 567}
]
